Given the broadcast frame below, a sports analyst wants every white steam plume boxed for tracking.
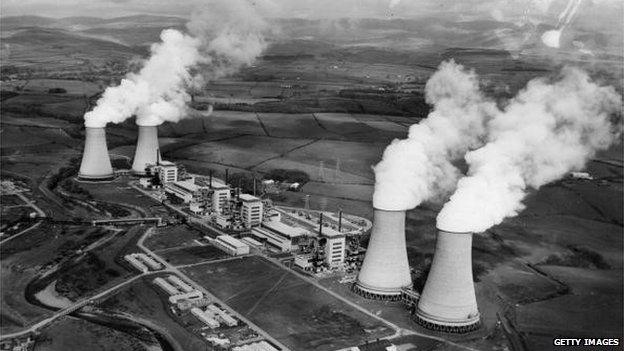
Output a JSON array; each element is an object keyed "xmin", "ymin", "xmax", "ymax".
[
  {"xmin": 541, "ymin": 0, "xmax": 582, "ymax": 48},
  {"xmin": 372, "ymin": 60, "xmax": 498, "ymax": 211},
  {"xmin": 437, "ymin": 67, "xmax": 622, "ymax": 233},
  {"xmin": 84, "ymin": 0, "xmax": 269, "ymax": 128}
]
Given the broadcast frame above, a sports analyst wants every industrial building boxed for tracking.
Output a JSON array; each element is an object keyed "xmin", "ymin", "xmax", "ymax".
[
  {"xmin": 240, "ymin": 236, "xmax": 263, "ymax": 249},
  {"xmin": 206, "ymin": 304, "xmax": 238, "ymax": 327},
  {"xmin": 169, "ymin": 290, "xmax": 204, "ymax": 304},
  {"xmin": 167, "ymin": 275, "xmax": 194, "ymax": 293},
  {"xmin": 214, "ymin": 235, "xmax": 250, "ymax": 256},
  {"xmin": 415, "ymin": 229, "xmax": 481, "ymax": 333},
  {"xmin": 319, "ymin": 226, "xmax": 346, "ymax": 267},
  {"xmin": 78, "ymin": 127, "xmax": 114, "ymax": 181},
  {"xmin": 239, "ymin": 194, "xmax": 263, "ymax": 227},
  {"xmin": 354, "ymin": 209, "xmax": 412, "ymax": 301},
  {"xmin": 125, "ymin": 253, "xmax": 162, "ymax": 272},
  {"xmin": 132, "ymin": 125, "xmax": 160, "ymax": 175},
  {"xmin": 125, "ymin": 254, "xmax": 149, "ymax": 273},
  {"xmin": 153, "ymin": 277, "xmax": 180, "ymax": 295},
  {"xmin": 251, "ymin": 219, "xmax": 309, "ymax": 252},
  {"xmin": 146, "ymin": 160, "xmax": 178, "ymax": 184},
  {"xmin": 191, "ymin": 307, "xmax": 220, "ymax": 329}
]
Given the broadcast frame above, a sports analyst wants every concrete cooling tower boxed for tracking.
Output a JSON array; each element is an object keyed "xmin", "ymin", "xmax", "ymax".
[
  {"xmin": 353, "ymin": 208, "xmax": 412, "ymax": 300},
  {"xmin": 78, "ymin": 127, "xmax": 114, "ymax": 181},
  {"xmin": 415, "ymin": 229, "xmax": 481, "ymax": 333},
  {"xmin": 132, "ymin": 126, "xmax": 159, "ymax": 175}
]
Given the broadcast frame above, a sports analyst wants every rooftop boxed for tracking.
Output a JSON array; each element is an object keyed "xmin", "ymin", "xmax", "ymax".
[
  {"xmin": 263, "ymin": 219, "xmax": 309, "ymax": 238},
  {"xmin": 216, "ymin": 234, "xmax": 248, "ymax": 249},
  {"xmin": 239, "ymin": 193, "xmax": 260, "ymax": 202}
]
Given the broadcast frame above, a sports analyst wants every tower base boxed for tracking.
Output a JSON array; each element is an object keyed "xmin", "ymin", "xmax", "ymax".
[
  {"xmin": 414, "ymin": 310, "xmax": 481, "ymax": 334},
  {"xmin": 77, "ymin": 174, "xmax": 116, "ymax": 182},
  {"xmin": 352, "ymin": 282, "xmax": 406, "ymax": 301}
]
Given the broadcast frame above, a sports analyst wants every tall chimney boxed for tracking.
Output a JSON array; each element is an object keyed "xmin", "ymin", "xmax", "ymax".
[
  {"xmin": 415, "ymin": 229, "xmax": 481, "ymax": 333},
  {"xmin": 78, "ymin": 127, "xmax": 114, "ymax": 181},
  {"xmin": 353, "ymin": 208, "xmax": 411, "ymax": 300},
  {"xmin": 132, "ymin": 126, "xmax": 159, "ymax": 175}
]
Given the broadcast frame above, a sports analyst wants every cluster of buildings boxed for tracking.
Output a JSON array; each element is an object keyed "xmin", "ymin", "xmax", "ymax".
[
  {"xmin": 152, "ymin": 275, "xmax": 238, "ymax": 330},
  {"xmin": 124, "ymin": 253, "xmax": 162, "ymax": 273}
]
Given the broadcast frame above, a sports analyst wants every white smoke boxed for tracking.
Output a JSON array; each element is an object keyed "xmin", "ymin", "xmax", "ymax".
[
  {"xmin": 437, "ymin": 67, "xmax": 622, "ymax": 233},
  {"xmin": 541, "ymin": 0, "xmax": 582, "ymax": 48},
  {"xmin": 372, "ymin": 60, "xmax": 498, "ymax": 210},
  {"xmin": 84, "ymin": 0, "xmax": 269, "ymax": 128}
]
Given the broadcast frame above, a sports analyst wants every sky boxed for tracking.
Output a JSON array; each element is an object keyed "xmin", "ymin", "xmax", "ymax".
[
  {"xmin": 1, "ymin": 0, "xmax": 621, "ymax": 35},
  {"xmin": 0, "ymin": 0, "xmax": 586, "ymax": 19}
]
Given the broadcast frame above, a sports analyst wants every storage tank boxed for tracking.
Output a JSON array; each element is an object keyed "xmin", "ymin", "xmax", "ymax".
[
  {"xmin": 78, "ymin": 127, "xmax": 114, "ymax": 181},
  {"xmin": 353, "ymin": 208, "xmax": 412, "ymax": 300},
  {"xmin": 415, "ymin": 228, "xmax": 481, "ymax": 333}
]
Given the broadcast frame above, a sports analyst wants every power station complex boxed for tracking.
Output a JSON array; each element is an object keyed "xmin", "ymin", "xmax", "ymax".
[{"xmin": 78, "ymin": 123, "xmax": 481, "ymax": 334}]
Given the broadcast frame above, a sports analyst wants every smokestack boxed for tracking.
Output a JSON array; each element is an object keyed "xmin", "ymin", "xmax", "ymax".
[
  {"xmin": 78, "ymin": 127, "xmax": 114, "ymax": 181},
  {"xmin": 132, "ymin": 126, "xmax": 159, "ymax": 175},
  {"xmin": 318, "ymin": 213, "xmax": 323, "ymax": 236},
  {"xmin": 225, "ymin": 169, "xmax": 229, "ymax": 185},
  {"xmin": 209, "ymin": 170, "xmax": 213, "ymax": 188},
  {"xmin": 415, "ymin": 229, "xmax": 480, "ymax": 333},
  {"xmin": 353, "ymin": 208, "xmax": 411, "ymax": 300},
  {"xmin": 338, "ymin": 210, "xmax": 343, "ymax": 232}
]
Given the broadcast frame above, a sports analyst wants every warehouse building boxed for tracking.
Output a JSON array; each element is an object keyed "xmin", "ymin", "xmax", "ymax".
[
  {"xmin": 191, "ymin": 307, "xmax": 220, "ymax": 329},
  {"xmin": 153, "ymin": 277, "xmax": 180, "ymax": 295},
  {"xmin": 214, "ymin": 235, "xmax": 250, "ymax": 256},
  {"xmin": 251, "ymin": 219, "xmax": 309, "ymax": 252}
]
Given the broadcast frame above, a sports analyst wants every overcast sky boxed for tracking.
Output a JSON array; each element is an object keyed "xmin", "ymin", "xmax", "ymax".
[{"xmin": 1, "ymin": 0, "xmax": 621, "ymax": 29}]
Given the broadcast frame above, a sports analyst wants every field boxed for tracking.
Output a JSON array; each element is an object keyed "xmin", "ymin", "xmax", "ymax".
[
  {"xmin": 34, "ymin": 316, "xmax": 150, "ymax": 351},
  {"xmin": 182, "ymin": 256, "xmax": 393, "ymax": 351}
]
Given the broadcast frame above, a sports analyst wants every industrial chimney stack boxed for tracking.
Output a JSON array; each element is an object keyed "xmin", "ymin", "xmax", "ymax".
[
  {"xmin": 353, "ymin": 208, "xmax": 412, "ymax": 300},
  {"xmin": 132, "ymin": 126, "xmax": 160, "ymax": 175},
  {"xmin": 78, "ymin": 127, "xmax": 114, "ymax": 181},
  {"xmin": 415, "ymin": 229, "xmax": 481, "ymax": 333}
]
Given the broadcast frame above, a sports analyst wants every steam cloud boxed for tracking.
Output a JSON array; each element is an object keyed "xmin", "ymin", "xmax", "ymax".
[
  {"xmin": 437, "ymin": 67, "xmax": 622, "ymax": 233},
  {"xmin": 372, "ymin": 60, "xmax": 498, "ymax": 210},
  {"xmin": 84, "ymin": 0, "xmax": 268, "ymax": 128}
]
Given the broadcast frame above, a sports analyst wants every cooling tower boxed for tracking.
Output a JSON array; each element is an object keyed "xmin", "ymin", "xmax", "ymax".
[
  {"xmin": 132, "ymin": 126, "xmax": 159, "ymax": 175},
  {"xmin": 78, "ymin": 127, "xmax": 114, "ymax": 181},
  {"xmin": 353, "ymin": 208, "xmax": 412, "ymax": 300},
  {"xmin": 415, "ymin": 229, "xmax": 481, "ymax": 333}
]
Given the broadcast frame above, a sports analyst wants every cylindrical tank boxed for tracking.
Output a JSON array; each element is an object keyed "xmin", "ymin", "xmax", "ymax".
[
  {"xmin": 415, "ymin": 229, "xmax": 481, "ymax": 333},
  {"xmin": 132, "ymin": 125, "xmax": 159, "ymax": 175},
  {"xmin": 353, "ymin": 208, "xmax": 412, "ymax": 300},
  {"xmin": 78, "ymin": 127, "xmax": 114, "ymax": 181}
]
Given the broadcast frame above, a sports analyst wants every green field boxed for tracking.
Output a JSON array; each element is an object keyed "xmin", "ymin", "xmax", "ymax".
[{"xmin": 182, "ymin": 256, "xmax": 393, "ymax": 351}]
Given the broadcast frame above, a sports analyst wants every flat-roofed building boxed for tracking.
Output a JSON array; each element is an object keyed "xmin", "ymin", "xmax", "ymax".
[
  {"xmin": 240, "ymin": 236, "xmax": 263, "ymax": 249},
  {"xmin": 206, "ymin": 305, "xmax": 238, "ymax": 327},
  {"xmin": 169, "ymin": 290, "xmax": 203, "ymax": 304},
  {"xmin": 239, "ymin": 194, "xmax": 263, "ymax": 228},
  {"xmin": 191, "ymin": 307, "xmax": 220, "ymax": 329},
  {"xmin": 125, "ymin": 254, "xmax": 149, "ymax": 273},
  {"xmin": 214, "ymin": 235, "xmax": 250, "ymax": 256},
  {"xmin": 251, "ymin": 219, "xmax": 309, "ymax": 252},
  {"xmin": 135, "ymin": 253, "xmax": 162, "ymax": 270},
  {"xmin": 167, "ymin": 275, "xmax": 194, "ymax": 293},
  {"xmin": 153, "ymin": 277, "xmax": 180, "ymax": 295}
]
